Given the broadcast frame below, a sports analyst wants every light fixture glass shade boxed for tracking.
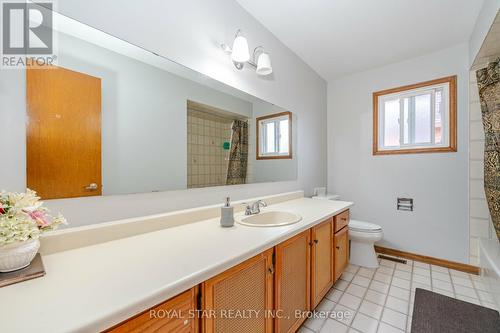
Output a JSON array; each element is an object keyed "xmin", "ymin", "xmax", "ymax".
[
  {"xmin": 231, "ymin": 35, "xmax": 250, "ymax": 63},
  {"xmin": 256, "ymin": 52, "xmax": 272, "ymax": 75}
]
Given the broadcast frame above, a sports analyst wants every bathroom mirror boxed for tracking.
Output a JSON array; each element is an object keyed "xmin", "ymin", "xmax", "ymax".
[{"xmin": 1, "ymin": 8, "xmax": 297, "ymax": 200}]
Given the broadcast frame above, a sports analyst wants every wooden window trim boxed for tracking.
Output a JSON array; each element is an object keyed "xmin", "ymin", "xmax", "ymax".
[
  {"xmin": 256, "ymin": 111, "xmax": 293, "ymax": 160},
  {"xmin": 372, "ymin": 75, "xmax": 457, "ymax": 155}
]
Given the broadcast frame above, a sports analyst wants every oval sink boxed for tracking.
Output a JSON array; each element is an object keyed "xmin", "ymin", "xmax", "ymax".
[{"xmin": 236, "ymin": 211, "xmax": 302, "ymax": 227}]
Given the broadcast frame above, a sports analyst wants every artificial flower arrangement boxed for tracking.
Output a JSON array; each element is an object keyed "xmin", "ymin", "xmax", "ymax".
[{"xmin": 0, "ymin": 189, "xmax": 66, "ymax": 272}]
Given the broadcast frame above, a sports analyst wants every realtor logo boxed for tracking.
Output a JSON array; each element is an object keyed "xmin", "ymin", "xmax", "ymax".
[
  {"xmin": 2, "ymin": 1, "xmax": 52, "ymax": 54},
  {"xmin": 1, "ymin": 1, "xmax": 56, "ymax": 68}
]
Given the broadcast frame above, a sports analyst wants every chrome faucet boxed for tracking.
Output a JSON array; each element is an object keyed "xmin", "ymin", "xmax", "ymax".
[{"xmin": 243, "ymin": 200, "xmax": 268, "ymax": 215}]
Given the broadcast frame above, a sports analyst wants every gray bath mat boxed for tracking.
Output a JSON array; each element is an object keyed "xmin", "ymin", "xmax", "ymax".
[{"xmin": 412, "ymin": 288, "xmax": 500, "ymax": 333}]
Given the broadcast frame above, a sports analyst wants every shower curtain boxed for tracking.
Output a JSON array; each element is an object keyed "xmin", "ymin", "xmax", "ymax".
[
  {"xmin": 226, "ymin": 120, "xmax": 249, "ymax": 185},
  {"xmin": 476, "ymin": 58, "xmax": 500, "ymax": 241}
]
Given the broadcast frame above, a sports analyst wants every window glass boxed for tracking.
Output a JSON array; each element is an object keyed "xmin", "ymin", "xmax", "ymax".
[
  {"xmin": 435, "ymin": 90, "xmax": 443, "ymax": 144},
  {"xmin": 403, "ymin": 98, "xmax": 410, "ymax": 144},
  {"xmin": 279, "ymin": 119, "xmax": 289, "ymax": 154},
  {"xmin": 265, "ymin": 122, "xmax": 275, "ymax": 153},
  {"xmin": 383, "ymin": 99, "xmax": 400, "ymax": 147},
  {"xmin": 414, "ymin": 93, "xmax": 431, "ymax": 144}
]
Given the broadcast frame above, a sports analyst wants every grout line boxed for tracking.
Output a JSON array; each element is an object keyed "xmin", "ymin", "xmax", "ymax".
[
  {"xmin": 407, "ymin": 257, "xmax": 414, "ymax": 331},
  {"xmin": 375, "ymin": 258, "xmax": 395, "ymax": 333},
  {"xmin": 468, "ymin": 273, "xmax": 482, "ymax": 303},
  {"xmin": 447, "ymin": 267, "xmax": 456, "ymax": 299}
]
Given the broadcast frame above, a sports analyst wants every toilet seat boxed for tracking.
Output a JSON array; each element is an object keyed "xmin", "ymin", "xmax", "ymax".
[{"xmin": 349, "ymin": 219, "xmax": 382, "ymax": 233}]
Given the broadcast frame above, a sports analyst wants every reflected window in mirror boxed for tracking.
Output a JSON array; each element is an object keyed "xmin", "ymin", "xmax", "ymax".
[{"xmin": 256, "ymin": 112, "xmax": 292, "ymax": 159}]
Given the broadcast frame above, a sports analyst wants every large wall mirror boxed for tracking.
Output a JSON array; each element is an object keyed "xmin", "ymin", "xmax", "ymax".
[{"xmin": 1, "ymin": 7, "xmax": 297, "ymax": 200}]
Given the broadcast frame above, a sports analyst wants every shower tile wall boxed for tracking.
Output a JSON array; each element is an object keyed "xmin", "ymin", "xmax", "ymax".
[
  {"xmin": 469, "ymin": 70, "xmax": 495, "ymax": 265},
  {"xmin": 187, "ymin": 109, "xmax": 233, "ymax": 188}
]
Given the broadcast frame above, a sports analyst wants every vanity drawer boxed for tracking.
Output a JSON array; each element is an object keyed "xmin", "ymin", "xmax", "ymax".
[
  {"xmin": 106, "ymin": 288, "xmax": 198, "ymax": 333},
  {"xmin": 334, "ymin": 210, "xmax": 349, "ymax": 233}
]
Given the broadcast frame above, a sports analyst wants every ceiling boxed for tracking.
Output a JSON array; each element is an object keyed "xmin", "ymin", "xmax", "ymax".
[{"xmin": 236, "ymin": 0, "xmax": 484, "ymax": 81}]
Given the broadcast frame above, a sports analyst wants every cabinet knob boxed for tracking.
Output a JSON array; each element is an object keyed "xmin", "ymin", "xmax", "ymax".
[
  {"xmin": 268, "ymin": 266, "xmax": 275, "ymax": 274},
  {"xmin": 85, "ymin": 183, "xmax": 98, "ymax": 191},
  {"xmin": 336, "ymin": 246, "xmax": 340, "ymax": 250},
  {"xmin": 314, "ymin": 239, "xmax": 319, "ymax": 244}
]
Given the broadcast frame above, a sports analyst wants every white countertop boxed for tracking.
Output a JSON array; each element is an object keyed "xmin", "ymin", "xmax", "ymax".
[{"xmin": 0, "ymin": 197, "xmax": 352, "ymax": 333}]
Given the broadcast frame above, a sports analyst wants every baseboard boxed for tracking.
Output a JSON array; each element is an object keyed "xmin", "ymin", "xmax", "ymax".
[{"xmin": 374, "ymin": 245, "xmax": 480, "ymax": 275}]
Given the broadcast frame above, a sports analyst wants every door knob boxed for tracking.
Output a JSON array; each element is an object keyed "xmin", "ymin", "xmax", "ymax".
[{"xmin": 85, "ymin": 183, "xmax": 98, "ymax": 190}]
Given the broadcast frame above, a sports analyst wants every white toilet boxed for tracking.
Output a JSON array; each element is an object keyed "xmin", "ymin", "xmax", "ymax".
[
  {"xmin": 312, "ymin": 190, "xmax": 383, "ymax": 268},
  {"xmin": 349, "ymin": 220, "xmax": 383, "ymax": 268}
]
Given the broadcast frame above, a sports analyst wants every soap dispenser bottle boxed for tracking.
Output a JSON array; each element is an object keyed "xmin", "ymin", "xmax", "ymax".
[{"xmin": 220, "ymin": 197, "xmax": 234, "ymax": 227}]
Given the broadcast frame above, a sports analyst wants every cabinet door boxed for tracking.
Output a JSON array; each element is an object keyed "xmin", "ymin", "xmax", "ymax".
[
  {"xmin": 334, "ymin": 227, "xmax": 349, "ymax": 282},
  {"xmin": 311, "ymin": 218, "xmax": 334, "ymax": 308},
  {"xmin": 203, "ymin": 249, "xmax": 274, "ymax": 333},
  {"xmin": 275, "ymin": 230, "xmax": 311, "ymax": 333},
  {"xmin": 106, "ymin": 287, "xmax": 198, "ymax": 333}
]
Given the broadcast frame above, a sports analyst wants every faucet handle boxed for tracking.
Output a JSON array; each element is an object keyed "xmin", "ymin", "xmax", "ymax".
[{"xmin": 241, "ymin": 203, "xmax": 252, "ymax": 215}]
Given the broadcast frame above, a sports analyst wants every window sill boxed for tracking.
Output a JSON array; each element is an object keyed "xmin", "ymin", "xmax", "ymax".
[
  {"xmin": 373, "ymin": 145, "xmax": 457, "ymax": 155},
  {"xmin": 257, "ymin": 154, "xmax": 293, "ymax": 160}
]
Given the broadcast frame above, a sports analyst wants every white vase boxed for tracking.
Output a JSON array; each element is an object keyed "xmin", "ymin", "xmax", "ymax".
[{"xmin": 0, "ymin": 238, "xmax": 40, "ymax": 272}]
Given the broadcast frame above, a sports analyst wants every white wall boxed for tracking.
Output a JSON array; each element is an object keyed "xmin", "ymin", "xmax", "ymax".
[
  {"xmin": 0, "ymin": 70, "xmax": 25, "ymax": 192},
  {"xmin": 327, "ymin": 43, "xmax": 470, "ymax": 263},
  {"xmin": 6, "ymin": 0, "xmax": 326, "ymax": 227}
]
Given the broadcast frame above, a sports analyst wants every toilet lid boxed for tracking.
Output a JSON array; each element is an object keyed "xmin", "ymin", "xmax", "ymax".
[{"xmin": 349, "ymin": 219, "xmax": 382, "ymax": 232}]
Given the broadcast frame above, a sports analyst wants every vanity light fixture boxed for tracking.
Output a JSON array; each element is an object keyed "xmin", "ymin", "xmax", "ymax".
[{"xmin": 221, "ymin": 30, "xmax": 273, "ymax": 76}]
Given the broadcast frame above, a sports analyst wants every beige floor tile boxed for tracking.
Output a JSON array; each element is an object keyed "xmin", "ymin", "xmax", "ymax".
[
  {"xmin": 351, "ymin": 313, "xmax": 379, "ymax": 333},
  {"xmin": 320, "ymin": 318, "xmax": 349, "ymax": 333},
  {"xmin": 381, "ymin": 308, "xmax": 407, "ymax": 330},
  {"xmin": 359, "ymin": 300, "xmax": 383, "ymax": 320}
]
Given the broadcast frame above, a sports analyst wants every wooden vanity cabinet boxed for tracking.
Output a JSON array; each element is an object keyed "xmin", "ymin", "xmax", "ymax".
[
  {"xmin": 202, "ymin": 249, "xmax": 274, "ymax": 333},
  {"xmin": 106, "ymin": 287, "xmax": 198, "ymax": 333},
  {"xmin": 274, "ymin": 230, "xmax": 311, "ymax": 333},
  {"xmin": 333, "ymin": 210, "xmax": 350, "ymax": 282},
  {"xmin": 310, "ymin": 218, "xmax": 334, "ymax": 309},
  {"xmin": 106, "ymin": 209, "xmax": 351, "ymax": 333}
]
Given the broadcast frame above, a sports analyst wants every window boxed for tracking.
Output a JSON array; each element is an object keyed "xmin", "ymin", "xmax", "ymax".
[
  {"xmin": 373, "ymin": 76, "xmax": 457, "ymax": 155},
  {"xmin": 256, "ymin": 111, "xmax": 292, "ymax": 159}
]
